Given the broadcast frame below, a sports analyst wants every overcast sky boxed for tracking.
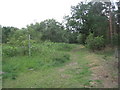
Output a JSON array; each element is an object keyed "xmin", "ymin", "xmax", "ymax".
[
  {"xmin": 0, "ymin": 0, "xmax": 84, "ymax": 28},
  {"xmin": 0, "ymin": 0, "xmax": 118, "ymax": 29}
]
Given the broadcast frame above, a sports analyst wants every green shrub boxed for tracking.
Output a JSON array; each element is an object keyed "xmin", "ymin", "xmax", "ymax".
[
  {"xmin": 3, "ymin": 40, "xmax": 75, "ymax": 57},
  {"xmin": 3, "ymin": 45, "xmax": 29, "ymax": 57},
  {"xmin": 112, "ymin": 34, "xmax": 119, "ymax": 46},
  {"xmin": 85, "ymin": 33, "xmax": 95, "ymax": 50},
  {"xmin": 77, "ymin": 34, "xmax": 86, "ymax": 44},
  {"xmin": 3, "ymin": 46, "xmax": 18, "ymax": 57},
  {"xmin": 94, "ymin": 36, "xmax": 105, "ymax": 50},
  {"xmin": 86, "ymin": 33, "xmax": 105, "ymax": 50}
]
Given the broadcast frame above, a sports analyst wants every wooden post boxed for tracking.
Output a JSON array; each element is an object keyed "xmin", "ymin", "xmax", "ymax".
[{"xmin": 28, "ymin": 34, "xmax": 31, "ymax": 56}]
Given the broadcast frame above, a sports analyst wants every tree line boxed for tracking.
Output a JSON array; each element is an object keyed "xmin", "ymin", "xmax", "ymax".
[{"xmin": 1, "ymin": 1, "xmax": 120, "ymax": 51}]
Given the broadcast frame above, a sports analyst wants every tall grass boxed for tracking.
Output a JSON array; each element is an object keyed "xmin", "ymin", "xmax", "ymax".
[{"xmin": 2, "ymin": 41, "xmax": 76, "ymax": 79}]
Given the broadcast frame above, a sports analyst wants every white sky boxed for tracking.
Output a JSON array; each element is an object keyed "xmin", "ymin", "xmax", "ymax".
[
  {"xmin": 0, "ymin": 0, "xmax": 83, "ymax": 29},
  {"xmin": 0, "ymin": 0, "xmax": 118, "ymax": 29}
]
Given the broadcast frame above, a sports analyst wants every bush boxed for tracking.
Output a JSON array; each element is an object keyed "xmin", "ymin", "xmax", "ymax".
[
  {"xmin": 112, "ymin": 34, "xmax": 119, "ymax": 46},
  {"xmin": 3, "ymin": 46, "xmax": 18, "ymax": 57},
  {"xmin": 77, "ymin": 34, "xmax": 86, "ymax": 44},
  {"xmin": 3, "ymin": 45, "xmax": 29, "ymax": 57},
  {"xmin": 94, "ymin": 36, "xmax": 105, "ymax": 50},
  {"xmin": 85, "ymin": 33, "xmax": 94, "ymax": 50},
  {"xmin": 86, "ymin": 33, "xmax": 105, "ymax": 50}
]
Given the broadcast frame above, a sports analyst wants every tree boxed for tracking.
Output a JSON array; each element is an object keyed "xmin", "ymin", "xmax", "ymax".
[
  {"xmin": 65, "ymin": 2, "xmax": 110, "ymax": 44},
  {"xmin": 39, "ymin": 19, "xmax": 69, "ymax": 42},
  {"xmin": 2, "ymin": 26, "xmax": 18, "ymax": 43}
]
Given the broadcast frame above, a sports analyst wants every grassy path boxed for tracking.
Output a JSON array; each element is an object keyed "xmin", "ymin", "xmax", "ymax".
[{"xmin": 3, "ymin": 45, "xmax": 118, "ymax": 88}]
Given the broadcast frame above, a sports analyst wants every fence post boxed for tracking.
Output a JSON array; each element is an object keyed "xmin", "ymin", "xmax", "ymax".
[{"xmin": 28, "ymin": 34, "xmax": 31, "ymax": 56}]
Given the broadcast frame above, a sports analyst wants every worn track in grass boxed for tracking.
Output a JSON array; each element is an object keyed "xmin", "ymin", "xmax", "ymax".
[{"xmin": 3, "ymin": 45, "xmax": 118, "ymax": 88}]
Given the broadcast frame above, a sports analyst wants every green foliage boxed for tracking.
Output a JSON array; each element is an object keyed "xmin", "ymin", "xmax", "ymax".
[
  {"xmin": 85, "ymin": 33, "xmax": 94, "ymax": 50},
  {"xmin": 65, "ymin": 2, "xmax": 109, "ymax": 44},
  {"xmin": 3, "ymin": 42, "xmax": 74, "ymax": 79},
  {"xmin": 25, "ymin": 19, "xmax": 70, "ymax": 43},
  {"xmin": 7, "ymin": 30, "xmax": 36, "ymax": 46},
  {"xmin": 3, "ymin": 45, "xmax": 18, "ymax": 57},
  {"xmin": 86, "ymin": 33, "xmax": 105, "ymax": 50},
  {"xmin": 1, "ymin": 1, "xmax": 118, "ymax": 88},
  {"xmin": 112, "ymin": 34, "xmax": 119, "ymax": 46},
  {"xmin": 77, "ymin": 34, "xmax": 86, "ymax": 44},
  {"xmin": 28, "ymin": 19, "xmax": 67, "ymax": 43},
  {"xmin": 68, "ymin": 32, "xmax": 78, "ymax": 43},
  {"xmin": 2, "ymin": 26, "xmax": 18, "ymax": 43},
  {"xmin": 93, "ymin": 36, "xmax": 105, "ymax": 50}
]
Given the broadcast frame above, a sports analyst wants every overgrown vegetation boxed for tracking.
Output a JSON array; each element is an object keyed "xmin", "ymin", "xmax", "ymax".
[
  {"xmin": 1, "ymin": 1, "xmax": 119, "ymax": 88},
  {"xmin": 1, "ymin": 2, "xmax": 119, "ymax": 49},
  {"xmin": 86, "ymin": 33, "xmax": 105, "ymax": 51},
  {"xmin": 3, "ymin": 42, "xmax": 75, "ymax": 79}
]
